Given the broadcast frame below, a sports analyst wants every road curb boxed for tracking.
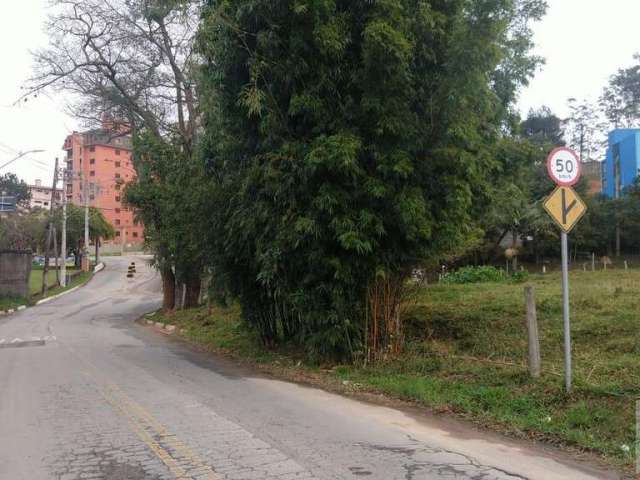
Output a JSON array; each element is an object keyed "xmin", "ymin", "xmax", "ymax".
[
  {"xmin": 36, "ymin": 262, "xmax": 105, "ymax": 306},
  {"xmin": 144, "ymin": 314, "xmax": 181, "ymax": 336},
  {"xmin": 36, "ymin": 285, "xmax": 82, "ymax": 305}
]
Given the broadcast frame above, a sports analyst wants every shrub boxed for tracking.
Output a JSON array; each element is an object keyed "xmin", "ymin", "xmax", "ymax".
[
  {"xmin": 440, "ymin": 266, "xmax": 529, "ymax": 284},
  {"xmin": 510, "ymin": 270, "xmax": 530, "ymax": 283},
  {"xmin": 440, "ymin": 266, "xmax": 506, "ymax": 284}
]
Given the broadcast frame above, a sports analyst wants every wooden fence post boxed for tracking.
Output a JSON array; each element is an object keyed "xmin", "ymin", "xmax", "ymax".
[{"xmin": 524, "ymin": 286, "xmax": 541, "ymax": 379}]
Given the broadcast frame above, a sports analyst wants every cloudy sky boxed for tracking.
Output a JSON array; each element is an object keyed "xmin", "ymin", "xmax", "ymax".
[{"xmin": 2, "ymin": 0, "xmax": 640, "ymax": 186}]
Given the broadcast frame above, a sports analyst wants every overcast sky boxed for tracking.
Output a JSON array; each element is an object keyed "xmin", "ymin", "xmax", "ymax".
[{"xmin": 2, "ymin": 0, "xmax": 640, "ymax": 186}]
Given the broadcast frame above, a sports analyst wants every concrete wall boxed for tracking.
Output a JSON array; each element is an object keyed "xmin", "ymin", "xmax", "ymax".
[{"xmin": 0, "ymin": 250, "xmax": 32, "ymax": 298}]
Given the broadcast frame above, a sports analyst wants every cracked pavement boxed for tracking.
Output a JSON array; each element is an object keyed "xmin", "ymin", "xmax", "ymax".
[{"xmin": 0, "ymin": 257, "xmax": 619, "ymax": 480}]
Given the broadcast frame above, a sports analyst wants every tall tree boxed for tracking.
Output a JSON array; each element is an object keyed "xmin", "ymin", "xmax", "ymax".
[
  {"xmin": 600, "ymin": 54, "xmax": 640, "ymax": 129},
  {"xmin": 199, "ymin": 0, "xmax": 546, "ymax": 358},
  {"xmin": 0, "ymin": 210, "xmax": 48, "ymax": 252},
  {"xmin": 521, "ymin": 106, "xmax": 564, "ymax": 146},
  {"xmin": 563, "ymin": 98, "xmax": 605, "ymax": 162},
  {"xmin": 52, "ymin": 204, "xmax": 115, "ymax": 267},
  {"xmin": 26, "ymin": 0, "xmax": 205, "ymax": 310}
]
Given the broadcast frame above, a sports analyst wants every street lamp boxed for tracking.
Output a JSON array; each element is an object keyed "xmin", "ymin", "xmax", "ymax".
[{"xmin": 0, "ymin": 150, "xmax": 46, "ymax": 170}]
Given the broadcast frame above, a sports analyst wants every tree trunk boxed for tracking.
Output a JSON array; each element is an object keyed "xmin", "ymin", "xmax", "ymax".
[
  {"xmin": 184, "ymin": 275, "xmax": 201, "ymax": 309},
  {"xmin": 161, "ymin": 266, "xmax": 176, "ymax": 311}
]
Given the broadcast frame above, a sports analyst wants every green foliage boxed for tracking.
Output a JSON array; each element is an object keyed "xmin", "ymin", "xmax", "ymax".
[
  {"xmin": 0, "ymin": 209, "xmax": 47, "ymax": 251},
  {"xmin": 600, "ymin": 53, "xmax": 640, "ymax": 129},
  {"xmin": 440, "ymin": 265, "xmax": 505, "ymax": 284},
  {"xmin": 198, "ymin": 0, "xmax": 546, "ymax": 358},
  {"xmin": 51, "ymin": 203, "xmax": 115, "ymax": 257},
  {"xmin": 521, "ymin": 106, "xmax": 564, "ymax": 146},
  {"xmin": 510, "ymin": 270, "xmax": 530, "ymax": 283},
  {"xmin": 0, "ymin": 173, "xmax": 31, "ymax": 208},
  {"xmin": 124, "ymin": 131, "xmax": 212, "ymax": 303},
  {"xmin": 570, "ymin": 179, "xmax": 640, "ymax": 256}
]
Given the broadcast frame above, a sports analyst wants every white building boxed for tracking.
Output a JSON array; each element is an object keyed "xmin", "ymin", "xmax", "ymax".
[{"xmin": 28, "ymin": 179, "xmax": 61, "ymax": 210}]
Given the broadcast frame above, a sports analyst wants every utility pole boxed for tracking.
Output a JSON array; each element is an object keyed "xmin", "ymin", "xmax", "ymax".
[
  {"xmin": 60, "ymin": 171, "xmax": 68, "ymax": 287},
  {"xmin": 42, "ymin": 157, "xmax": 59, "ymax": 296},
  {"xmin": 81, "ymin": 173, "xmax": 91, "ymax": 272}
]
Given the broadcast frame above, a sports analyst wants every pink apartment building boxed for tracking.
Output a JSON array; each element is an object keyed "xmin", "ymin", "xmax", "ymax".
[{"xmin": 62, "ymin": 121, "xmax": 144, "ymax": 246}]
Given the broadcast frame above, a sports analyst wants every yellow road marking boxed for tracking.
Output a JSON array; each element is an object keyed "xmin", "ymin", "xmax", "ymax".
[{"xmin": 97, "ymin": 381, "xmax": 221, "ymax": 480}]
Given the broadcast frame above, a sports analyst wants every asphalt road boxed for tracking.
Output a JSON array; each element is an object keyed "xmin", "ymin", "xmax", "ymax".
[{"xmin": 0, "ymin": 257, "xmax": 620, "ymax": 480}]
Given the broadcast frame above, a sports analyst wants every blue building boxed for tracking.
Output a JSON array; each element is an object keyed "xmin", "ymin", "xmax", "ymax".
[{"xmin": 602, "ymin": 129, "xmax": 640, "ymax": 198}]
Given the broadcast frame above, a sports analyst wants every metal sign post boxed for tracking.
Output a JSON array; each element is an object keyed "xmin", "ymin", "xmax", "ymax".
[
  {"xmin": 560, "ymin": 232, "xmax": 572, "ymax": 392},
  {"xmin": 544, "ymin": 148, "xmax": 586, "ymax": 393}
]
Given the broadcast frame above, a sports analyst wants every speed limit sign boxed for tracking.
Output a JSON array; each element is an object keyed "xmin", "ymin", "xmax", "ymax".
[{"xmin": 547, "ymin": 147, "xmax": 581, "ymax": 186}]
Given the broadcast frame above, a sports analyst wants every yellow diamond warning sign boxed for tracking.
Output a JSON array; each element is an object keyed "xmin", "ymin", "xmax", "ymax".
[{"xmin": 543, "ymin": 186, "xmax": 587, "ymax": 233}]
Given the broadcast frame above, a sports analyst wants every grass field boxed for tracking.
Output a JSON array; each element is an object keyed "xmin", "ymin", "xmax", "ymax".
[
  {"xmin": 29, "ymin": 269, "xmax": 58, "ymax": 295},
  {"xmin": 154, "ymin": 268, "xmax": 640, "ymax": 470},
  {"xmin": 1, "ymin": 267, "xmax": 93, "ymax": 310}
]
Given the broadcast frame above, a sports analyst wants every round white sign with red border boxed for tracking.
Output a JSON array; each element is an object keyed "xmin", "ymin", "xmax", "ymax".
[{"xmin": 546, "ymin": 147, "xmax": 581, "ymax": 186}]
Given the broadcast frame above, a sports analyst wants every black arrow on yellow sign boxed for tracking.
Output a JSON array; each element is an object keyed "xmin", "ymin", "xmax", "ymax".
[
  {"xmin": 561, "ymin": 188, "xmax": 578, "ymax": 225},
  {"xmin": 543, "ymin": 186, "xmax": 587, "ymax": 233}
]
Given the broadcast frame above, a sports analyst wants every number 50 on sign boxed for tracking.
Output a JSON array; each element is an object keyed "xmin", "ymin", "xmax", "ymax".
[{"xmin": 547, "ymin": 147, "xmax": 582, "ymax": 187}]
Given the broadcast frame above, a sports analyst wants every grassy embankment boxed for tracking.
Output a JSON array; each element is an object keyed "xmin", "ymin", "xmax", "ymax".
[
  {"xmin": 1, "ymin": 266, "xmax": 94, "ymax": 310},
  {"xmin": 152, "ymin": 269, "xmax": 639, "ymax": 470}
]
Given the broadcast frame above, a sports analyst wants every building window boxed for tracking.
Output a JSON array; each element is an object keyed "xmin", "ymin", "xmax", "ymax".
[
  {"xmin": 90, "ymin": 171, "xmax": 95, "ymax": 177},
  {"xmin": 115, "ymin": 219, "xmax": 121, "ymax": 225},
  {"xmin": 90, "ymin": 158, "xmax": 95, "ymax": 164},
  {"xmin": 115, "ymin": 173, "xmax": 121, "ymax": 179},
  {"xmin": 115, "ymin": 196, "xmax": 121, "ymax": 202},
  {"xmin": 44, "ymin": 202, "xmax": 49, "ymax": 207},
  {"xmin": 115, "ymin": 161, "xmax": 121, "ymax": 167},
  {"xmin": 116, "ymin": 231, "xmax": 121, "ymax": 237},
  {"xmin": 115, "ymin": 184, "xmax": 121, "ymax": 191},
  {"xmin": 132, "ymin": 232, "xmax": 138, "ymax": 238},
  {"xmin": 89, "ymin": 146, "xmax": 95, "ymax": 152},
  {"xmin": 89, "ymin": 195, "xmax": 95, "ymax": 200},
  {"xmin": 115, "ymin": 149, "xmax": 121, "ymax": 155}
]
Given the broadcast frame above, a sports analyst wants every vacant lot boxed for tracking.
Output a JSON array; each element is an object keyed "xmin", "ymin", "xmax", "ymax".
[{"xmin": 157, "ymin": 268, "xmax": 639, "ymax": 470}]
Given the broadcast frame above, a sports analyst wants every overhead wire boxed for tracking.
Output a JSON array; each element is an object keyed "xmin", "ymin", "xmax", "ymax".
[{"xmin": 0, "ymin": 140, "xmax": 54, "ymax": 173}]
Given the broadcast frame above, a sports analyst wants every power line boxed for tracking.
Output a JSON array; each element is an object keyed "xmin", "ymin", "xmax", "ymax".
[{"xmin": 0, "ymin": 141, "xmax": 51, "ymax": 169}]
